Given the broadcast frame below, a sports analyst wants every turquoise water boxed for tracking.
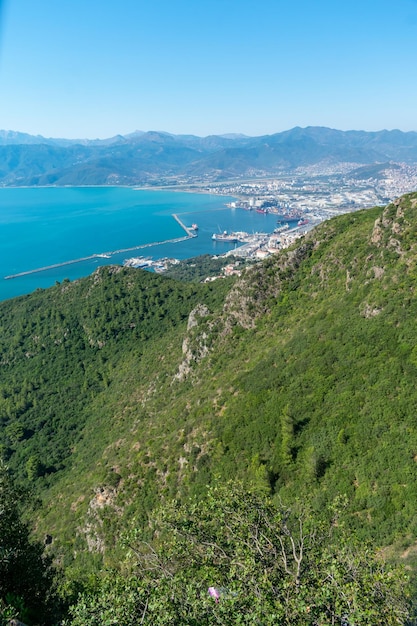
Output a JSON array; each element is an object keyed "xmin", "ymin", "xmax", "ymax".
[{"xmin": 0, "ymin": 187, "xmax": 284, "ymax": 302}]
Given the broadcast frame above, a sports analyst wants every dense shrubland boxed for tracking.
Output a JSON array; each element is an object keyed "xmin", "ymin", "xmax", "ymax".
[
  {"xmin": 2, "ymin": 194, "xmax": 417, "ymax": 622},
  {"xmin": 67, "ymin": 483, "xmax": 411, "ymax": 625}
]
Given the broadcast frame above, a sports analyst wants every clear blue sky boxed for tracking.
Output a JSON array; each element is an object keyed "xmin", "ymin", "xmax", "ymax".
[{"xmin": 0, "ymin": 0, "xmax": 416, "ymax": 138}]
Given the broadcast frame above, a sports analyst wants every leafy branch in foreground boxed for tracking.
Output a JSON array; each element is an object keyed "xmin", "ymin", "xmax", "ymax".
[
  {"xmin": 68, "ymin": 483, "xmax": 411, "ymax": 625},
  {"xmin": 0, "ymin": 461, "xmax": 59, "ymax": 625}
]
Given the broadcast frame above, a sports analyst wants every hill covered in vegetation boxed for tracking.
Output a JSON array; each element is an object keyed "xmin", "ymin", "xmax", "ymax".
[{"xmin": 2, "ymin": 192, "xmax": 417, "ymax": 622}]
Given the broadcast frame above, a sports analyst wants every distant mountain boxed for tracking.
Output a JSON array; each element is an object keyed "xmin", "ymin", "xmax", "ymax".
[
  {"xmin": 1, "ymin": 126, "xmax": 417, "ymax": 186},
  {"xmin": 0, "ymin": 129, "xmax": 124, "ymax": 147},
  {"xmin": 0, "ymin": 130, "xmax": 52, "ymax": 145}
]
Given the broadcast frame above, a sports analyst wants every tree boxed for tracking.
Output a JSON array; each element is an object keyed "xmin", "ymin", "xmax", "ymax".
[
  {"xmin": 68, "ymin": 483, "xmax": 411, "ymax": 625},
  {"xmin": 0, "ymin": 462, "xmax": 57, "ymax": 625},
  {"xmin": 280, "ymin": 403, "xmax": 294, "ymax": 467}
]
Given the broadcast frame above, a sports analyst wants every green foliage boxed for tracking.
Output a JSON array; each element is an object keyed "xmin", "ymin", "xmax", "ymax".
[
  {"xmin": 66, "ymin": 574, "xmax": 148, "ymax": 626},
  {"xmin": 0, "ymin": 266, "xmax": 225, "ymax": 485},
  {"xmin": 280, "ymin": 404, "xmax": 294, "ymax": 467},
  {"xmin": 163, "ymin": 254, "xmax": 242, "ymax": 282},
  {"xmin": 0, "ymin": 462, "xmax": 58, "ymax": 625},
  {"xmin": 68, "ymin": 483, "xmax": 411, "ymax": 625},
  {"xmin": 2, "ymin": 193, "xmax": 417, "ymax": 601}
]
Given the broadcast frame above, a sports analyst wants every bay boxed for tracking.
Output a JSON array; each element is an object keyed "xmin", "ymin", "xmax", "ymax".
[{"xmin": 0, "ymin": 186, "xmax": 283, "ymax": 302}]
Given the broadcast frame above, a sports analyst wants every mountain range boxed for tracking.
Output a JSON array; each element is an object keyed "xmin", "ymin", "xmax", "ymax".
[{"xmin": 1, "ymin": 126, "xmax": 417, "ymax": 186}]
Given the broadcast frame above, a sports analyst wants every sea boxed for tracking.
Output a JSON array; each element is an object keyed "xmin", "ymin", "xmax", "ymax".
[{"xmin": 0, "ymin": 186, "xmax": 288, "ymax": 302}]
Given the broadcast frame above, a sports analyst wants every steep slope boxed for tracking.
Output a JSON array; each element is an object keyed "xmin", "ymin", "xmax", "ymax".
[
  {"xmin": 2, "ymin": 194, "xmax": 417, "ymax": 574},
  {"xmin": 0, "ymin": 268, "xmax": 229, "ymax": 482},
  {"xmin": 207, "ymin": 196, "xmax": 417, "ymax": 547}
]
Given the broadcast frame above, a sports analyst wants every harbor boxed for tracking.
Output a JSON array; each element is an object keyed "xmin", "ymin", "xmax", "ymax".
[
  {"xmin": 0, "ymin": 186, "xmax": 305, "ymax": 301},
  {"xmin": 4, "ymin": 214, "xmax": 197, "ymax": 280},
  {"xmin": 5, "ymin": 217, "xmax": 310, "ymax": 281}
]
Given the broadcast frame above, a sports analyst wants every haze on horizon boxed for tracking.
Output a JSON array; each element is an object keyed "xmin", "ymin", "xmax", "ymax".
[{"xmin": 0, "ymin": 0, "xmax": 417, "ymax": 140}]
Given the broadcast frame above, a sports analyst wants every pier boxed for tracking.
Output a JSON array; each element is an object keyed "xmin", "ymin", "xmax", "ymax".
[
  {"xmin": 172, "ymin": 213, "xmax": 198, "ymax": 238},
  {"xmin": 4, "ymin": 214, "xmax": 197, "ymax": 280}
]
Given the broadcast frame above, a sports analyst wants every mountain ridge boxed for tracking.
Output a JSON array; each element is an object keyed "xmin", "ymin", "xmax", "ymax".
[{"xmin": 1, "ymin": 126, "xmax": 417, "ymax": 186}]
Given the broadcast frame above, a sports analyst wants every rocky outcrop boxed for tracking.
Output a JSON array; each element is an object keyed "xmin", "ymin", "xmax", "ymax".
[
  {"xmin": 79, "ymin": 486, "xmax": 121, "ymax": 553},
  {"xmin": 175, "ymin": 304, "xmax": 212, "ymax": 381}
]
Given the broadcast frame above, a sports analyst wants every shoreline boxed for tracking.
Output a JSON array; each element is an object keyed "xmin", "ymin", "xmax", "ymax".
[
  {"xmin": 0, "ymin": 183, "xmax": 226, "ymax": 193},
  {"xmin": 0, "ymin": 187, "xmax": 269, "ymax": 301},
  {"xmin": 5, "ymin": 212, "xmax": 198, "ymax": 280}
]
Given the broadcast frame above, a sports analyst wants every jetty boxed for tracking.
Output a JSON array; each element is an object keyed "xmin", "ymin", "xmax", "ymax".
[
  {"xmin": 4, "ymin": 213, "xmax": 198, "ymax": 280},
  {"xmin": 5, "ymin": 254, "xmax": 102, "ymax": 280},
  {"xmin": 172, "ymin": 213, "xmax": 198, "ymax": 238}
]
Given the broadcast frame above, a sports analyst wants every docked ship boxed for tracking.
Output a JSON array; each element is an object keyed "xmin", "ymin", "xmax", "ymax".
[
  {"xmin": 212, "ymin": 231, "xmax": 239, "ymax": 243},
  {"xmin": 298, "ymin": 218, "xmax": 309, "ymax": 226}
]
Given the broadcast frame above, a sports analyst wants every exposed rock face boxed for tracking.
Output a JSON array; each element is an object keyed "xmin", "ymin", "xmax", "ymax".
[
  {"xmin": 79, "ymin": 486, "xmax": 120, "ymax": 553},
  {"xmin": 175, "ymin": 304, "xmax": 211, "ymax": 381},
  {"xmin": 360, "ymin": 303, "xmax": 383, "ymax": 318},
  {"xmin": 175, "ymin": 244, "xmax": 316, "ymax": 380},
  {"xmin": 222, "ymin": 242, "xmax": 314, "ymax": 332},
  {"xmin": 370, "ymin": 197, "xmax": 409, "ymax": 255},
  {"xmin": 371, "ymin": 218, "xmax": 384, "ymax": 246},
  {"xmin": 371, "ymin": 266, "xmax": 384, "ymax": 279},
  {"xmin": 186, "ymin": 303, "xmax": 210, "ymax": 332}
]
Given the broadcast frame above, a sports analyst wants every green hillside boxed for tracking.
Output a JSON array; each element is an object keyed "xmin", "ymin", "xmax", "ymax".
[{"xmin": 2, "ymin": 193, "xmax": 417, "ymax": 622}]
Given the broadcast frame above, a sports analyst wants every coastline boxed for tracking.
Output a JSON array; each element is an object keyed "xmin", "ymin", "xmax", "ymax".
[
  {"xmin": 0, "ymin": 187, "xmax": 240, "ymax": 301},
  {"xmin": 5, "ymin": 212, "xmax": 198, "ymax": 280},
  {"xmin": 1, "ymin": 182, "xmax": 230, "ymax": 194}
]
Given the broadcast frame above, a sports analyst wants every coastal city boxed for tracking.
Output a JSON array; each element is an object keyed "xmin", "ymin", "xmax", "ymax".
[
  {"xmin": 199, "ymin": 162, "xmax": 417, "ymax": 214},
  {"xmin": 123, "ymin": 162, "xmax": 417, "ymax": 276}
]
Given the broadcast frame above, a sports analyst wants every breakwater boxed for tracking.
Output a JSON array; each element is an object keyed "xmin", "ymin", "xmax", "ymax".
[
  {"xmin": 4, "ymin": 214, "xmax": 197, "ymax": 280},
  {"xmin": 172, "ymin": 213, "xmax": 198, "ymax": 237}
]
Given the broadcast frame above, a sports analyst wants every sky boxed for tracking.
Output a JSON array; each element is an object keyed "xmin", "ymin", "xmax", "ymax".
[{"xmin": 0, "ymin": 0, "xmax": 417, "ymax": 139}]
